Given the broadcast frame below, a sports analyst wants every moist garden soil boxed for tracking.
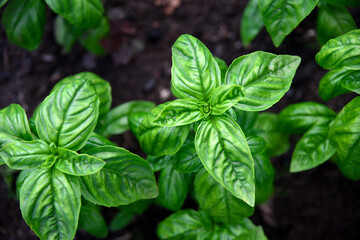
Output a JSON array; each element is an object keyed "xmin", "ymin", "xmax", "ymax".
[{"xmin": 1, "ymin": 0, "xmax": 360, "ymax": 239}]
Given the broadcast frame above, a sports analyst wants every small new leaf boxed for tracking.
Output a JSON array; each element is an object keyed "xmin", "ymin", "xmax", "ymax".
[{"xmin": 210, "ymin": 85, "xmax": 244, "ymax": 115}]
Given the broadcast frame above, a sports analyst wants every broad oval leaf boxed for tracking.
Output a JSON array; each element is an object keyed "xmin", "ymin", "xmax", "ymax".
[
  {"xmin": 316, "ymin": 29, "xmax": 360, "ymax": 69},
  {"xmin": 138, "ymin": 104, "xmax": 190, "ymax": 156},
  {"xmin": 241, "ymin": 0, "xmax": 264, "ymax": 47},
  {"xmin": 253, "ymin": 153, "xmax": 275, "ymax": 205},
  {"xmin": 20, "ymin": 168, "xmax": 81, "ymax": 240},
  {"xmin": 226, "ymin": 51, "xmax": 301, "ymax": 111},
  {"xmin": 157, "ymin": 166, "xmax": 190, "ymax": 211},
  {"xmin": 318, "ymin": 68, "xmax": 352, "ymax": 101},
  {"xmin": 1, "ymin": 0, "xmax": 46, "ymax": 50},
  {"xmin": 317, "ymin": 3, "xmax": 357, "ymax": 46},
  {"xmin": 44, "ymin": 0, "xmax": 104, "ymax": 29},
  {"xmin": 279, "ymin": 102, "xmax": 336, "ymax": 134},
  {"xmin": 340, "ymin": 69, "xmax": 360, "ymax": 94},
  {"xmin": 78, "ymin": 203, "xmax": 108, "ymax": 238},
  {"xmin": 291, "ymin": 125, "xmax": 335, "ymax": 173},
  {"xmin": 36, "ymin": 79, "xmax": 100, "ymax": 151},
  {"xmin": 195, "ymin": 115, "xmax": 255, "ymax": 206},
  {"xmin": 55, "ymin": 148, "xmax": 105, "ymax": 176},
  {"xmin": 80, "ymin": 146, "xmax": 158, "ymax": 207},
  {"xmin": 195, "ymin": 169, "xmax": 254, "ymax": 224},
  {"xmin": 157, "ymin": 210, "xmax": 202, "ymax": 240},
  {"xmin": 0, "ymin": 140, "xmax": 52, "ymax": 170},
  {"xmin": 153, "ymin": 99, "xmax": 203, "ymax": 126},
  {"xmin": 210, "ymin": 85, "xmax": 244, "ymax": 115},
  {"xmin": 171, "ymin": 34, "xmax": 221, "ymax": 101},
  {"xmin": 258, "ymin": 0, "xmax": 318, "ymax": 47},
  {"xmin": 79, "ymin": 17, "xmax": 109, "ymax": 55},
  {"xmin": 0, "ymin": 104, "xmax": 33, "ymax": 148},
  {"xmin": 329, "ymin": 97, "xmax": 360, "ymax": 180}
]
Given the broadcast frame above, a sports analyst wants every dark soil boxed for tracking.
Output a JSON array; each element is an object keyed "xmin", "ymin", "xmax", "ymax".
[{"xmin": 1, "ymin": 0, "xmax": 360, "ymax": 239}]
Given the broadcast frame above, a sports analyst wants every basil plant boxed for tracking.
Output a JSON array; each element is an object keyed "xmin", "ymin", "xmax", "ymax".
[
  {"xmin": 0, "ymin": 74, "xmax": 158, "ymax": 240},
  {"xmin": 279, "ymin": 29, "xmax": 360, "ymax": 180}
]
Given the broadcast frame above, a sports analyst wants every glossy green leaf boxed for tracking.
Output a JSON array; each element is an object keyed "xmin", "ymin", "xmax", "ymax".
[
  {"xmin": 210, "ymin": 85, "xmax": 244, "ymax": 115},
  {"xmin": 321, "ymin": 0, "xmax": 360, "ymax": 7},
  {"xmin": 80, "ymin": 146, "xmax": 158, "ymax": 207},
  {"xmin": 226, "ymin": 52, "xmax": 301, "ymax": 111},
  {"xmin": 316, "ymin": 29, "xmax": 360, "ymax": 69},
  {"xmin": 258, "ymin": 0, "xmax": 318, "ymax": 47},
  {"xmin": 16, "ymin": 169, "xmax": 33, "ymax": 198},
  {"xmin": 44, "ymin": 0, "xmax": 104, "ymax": 28},
  {"xmin": 195, "ymin": 169, "xmax": 254, "ymax": 224},
  {"xmin": 279, "ymin": 102, "xmax": 336, "ymax": 134},
  {"xmin": 78, "ymin": 203, "xmax": 108, "ymax": 238},
  {"xmin": 147, "ymin": 155, "xmax": 172, "ymax": 172},
  {"xmin": 291, "ymin": 125, "xmax": 335, "ymax": 173},
  {"xmin": 214, "ymin": 218, "xmax": 267, "ymax": 240},
  {"xmin": 171, "ymin": 34, "xmax": 221, "ymax": 101},
  {"xmin": 138, "ymin": 104, "xmax": 190, "ymax": 156},
  {"xmin": 233, "ymin": 109, "xmax": 259, "ymax": 134},
  {"xmin": 1, "ymin": 0, "xmax": 46, "ymax": 50},
  {"xmin": 153, "ymin": 99, "xmax": 203, "ymax": 126},
  {"xmin": 129, "ymin": 111, "xmax": 150, "ymax": 137},
  {"xmin": 252, "ymin": 113, "xmax": 290, "ymax": 157},
  {"xmin": 54, "ymin": 72, "xmax": 112, "ymax": 120},
  {"xmin": 317, "ymin": 3, "xmax": 357, "ymax": 46},
  {"xmin": 157, "ymin": 210, "xmax": 202, "ymax": 240},
  {"xmin": 236, "ymin": 226, "xmax": 267, "ymax": 240},
  {"xmin": 215, "ymin": 57, "xmax": 228, "ymax": 80},
  {"xmin": 171, "ymin": 132, "xmax": 203, "ymax": 173},
  {"xmin": 20, "ymin": 168, "xmax": 81, "ymax": 240},
  {"xmin": 195, "ymin": 115, "xmax": 255, "ymax": 206},
  {"xmin": 80, "ymin": 132, "xmax": 115, "ymax": 152},
  {"xmin": 54, "ymin": 16, "xmax": 83, "ymax": 53},
  {"xmin": 100, "ymin": 100, "xmax": 155, "ymax": 138},
  {"xmin": 0, "ymin": 0, "xmax": 8, "ymax": 8},
  {"xmin": 55, "ymin": 148, "xmax": 105, "ymax": 176},
  {"xmin": 0, "ymin": 104, "xmax": 33, "ymax": 148},
  {"xmin": 0, "ymin": 140, "xmax": 52, "ymax": 170},
  {"xmin": 318, "ymin": 69, "xmax": 351, "ymax": 101},
  {"xmin": 36, "ymin": 79, "xmax": 99, "ymax": 151},
  {"xmin": 340, "ymin": 69, "xmax": 360, "ymax": 94},
  {"xmin": 158, "ymin": 166, "xmax": 190, "ymax": 211},
  {"xmin": 253, "ymin": 153, "xmax": 274, "ymax": 205},
  {"xmin": 109, "ymin": 211, "xmax": 134, "ymax": 232},
  {"xmin": 329, "ymin": 97, "xmax": 360, "ymax": 180},
  {"xmin": 241, "ymin": 0, "xmax": 264, "ymax": 47},
  {"xmin": 79, "ymin": 17, "xmax": 109, "ymax": 55},
  {"xmin": 247, "ymin": 135, "xmax": 266, "ymax": 155}
]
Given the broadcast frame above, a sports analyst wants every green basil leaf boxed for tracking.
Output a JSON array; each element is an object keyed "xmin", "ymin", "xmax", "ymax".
[
  {"xmin": 236, "ymin": 226, "xmax": 268, "ymax": 240},
  {"xmin": 315, "ymin": 29, "xmax": 360, "ymax": 69},
  {"xmin": 1, "ymin": 0, "xmax": 46, "ymax": 50},
  {"xmin": 109, "ymin": 211, "xmax": 134, "ymax": 232},
  {"xmin": 138, "ymin": 104, "xmax": 190, "ymax": 156},
  {"xmin": 147, "ymin": 155, "xmax": 173, "ymax": 172},
  {"xmin": 0, "ymin": 0, "xmax": 8, "ymax": 8},
  {"xmin": 36, "ymin": 79, "xmax": 99, "ymax": 151},
  {"xmin": 54, "ymin": 16, "xmax": 83, "ymax": 53},
  {"xmin": 318, "ymin": 68, "xmax": 352, "ymax": 101},
  {"xmin": 340, "ymin": 69, "xmax": 360, "ymax": 94},
  {"xmin": 291, "ymin": 125, "xmax": 335, "ymax": 173},
  {"xmin": 252, "ymin": 113, "xmax": 290, "ymax": 157},
  {"xmin": 216, "ymin": 218, "xmax": 267, "ymax": 240},
  {"xmin": 253, "ymin": 153, "xmax": 274, "ymax": 205},
  {"xmin": 157, "ymin": 210, "xmax": 202, "ymax": 240},
  {"xmin": 80, "ymin": 132, "xmax": 115, "ymax": 152},
  {"xmin": 79, "ymin": 16, "xmax": 109, "ymax": 55},
  {"xmin": 0, "ymin": 104, "xmax": 33, "ymax": 148},
  {"xmin": 226, "ymin": 52, "xmax": 301, "ymax": 111},
  {"xmin": 54, "ymin": 72, "xmax": 112, "ymax": 120},
  {"xmin": 16, "ymin": 169, "xmax": 33, "ymax": 198},
  {"xmin": 78, "ymin": 203, "xmax": 108, "ymax": 238},
  {"xmin": 241, "ymin": 0, "xmax": 264, "ymax": 47},
  {"xmin": 210, "ymin": 85, "xmax": 244, "ymax": 115},
  {"xmin": 215, "ymin": 57, "xmax": 228, "ymax": 81},
  {"xmin": 153, "ymin": 99, "xmax": 203, "ymax": 127},
  {"xmin": 171, "ymin": 132, "xmax": 203, "ymax": 173},
  {"xmin": 0, "ymin": 140, "xmax": 52, "ymax": 170},
  {"xmin": 195, "ymin": 169, "xmax": 254, "ymax": 224},
  {"xmin": 158, "ymin": 166, "xmax": 190, "ymax": 211},
  {"xmin": 55, "ymin": 148, "xmax": 105, "ymax": 176},
  {"xmin": 171, "ymin": 34, "xmax": 221, "ymax": 101},
  {"xmin": 258, "ymin": 0, "xmax": 318, "ymax": 47},
  {"xmin": 100, "ymin": 100, "xmax": 155, "ymax": 138},
  {"xmin": 317, "ymin": 3, "xmax": 357, "ymax": 46},
  {"xmin": 321, "ymin": 0, "xmax": 360, "ymax": 7},
  {"xmin": 279, "ymin": 102, "xmax": 336, "ymax": 134},
  {"xmin": 195, "ymin": 115, "xmax": 255, "ymax": 206},
  {"xmin": 44, "ymin": 0, "xmax": 104, "ymax": 29},
  {"xmin": 247, "ymin": 135, "xmax": 266, "ymax": 155},
  {"xmin": 80, "ymin": 146, "xmax": 158, "ymax": 207},
  {"xmin": 233, "ymin": 109, "xmax": 259, "ymax": 134},
  {"xmin": 329, "ymin": 97, "xmax": 360, "ymax": 180},
  {"xmin": 20, "ymin": 168, "xmax": 81, "ymax": 240}
]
